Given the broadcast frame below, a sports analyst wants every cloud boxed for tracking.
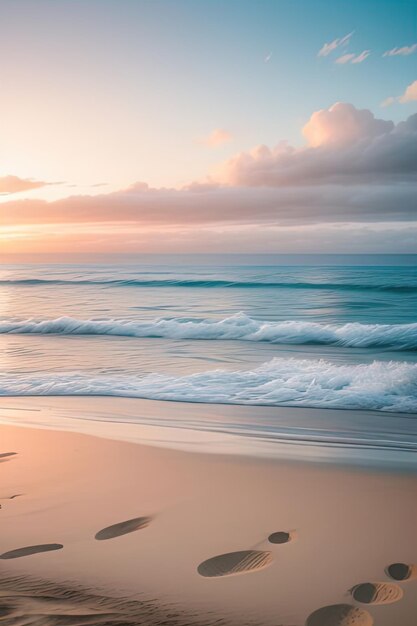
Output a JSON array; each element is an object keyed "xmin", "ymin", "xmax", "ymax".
[
  {"xmin": 2, "ymin": 103, "xmax": 416, "ymax": 254},
  {"xmin": 199, "ymin": 128, "xmax": 233, "ymax": 148},
  {"xmin": 381, "ymin": 79, "xmax": 417, "ymax": 106},
  {"xmin": 336, "ymin": 50, "xmax": 370, "ymax": 64},
  {"xmin": 317, "ymin": 32, "xmax": 353, "ymax": 57},
  {"xmin": 264, "ymin": 52, "xmax": 272, "ymax": 63},
  {"xmin": 399, "ymin": 79, "xmax": 417, "ymax": 103},
  {"xmin": 302, "ymin": 103, "xmax": 393, "ymax": 147},
  {"xmin": 0, "ymin": 175, "xmax": 51, "ymax": 194},
  {"xmin": 318, "ymin": 32, "xmax": 370, "ymax": 65},
  {"xmin": 383, "ymin": 44, "xmax": 417, "ymax": 57},
  {"xmin": 2, "ymin": 181, "xmax": 416, "ymax": 231},
  {"xmin": 381, "ymin": 96, "xmax": 396, "ymax": 108},
  {"xmin": 351, "ymin": 50, "xmax": 370, "ymax": 64},
  {"xmin": 335, "ymin": 53, "xmax": 355, "ymax": 64},
  {"xmin": 218, "ymin": 104, "xmax": 416, "ymax": 187}
]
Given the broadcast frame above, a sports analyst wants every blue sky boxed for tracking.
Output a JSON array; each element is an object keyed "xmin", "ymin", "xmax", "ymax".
[
  {"xmin": 1, "ymin": 0, "xmax": 416, "ymax": 186},
  {"xmin": 0, "ymin": 0, "xmax": 416, "ymax": 253}
]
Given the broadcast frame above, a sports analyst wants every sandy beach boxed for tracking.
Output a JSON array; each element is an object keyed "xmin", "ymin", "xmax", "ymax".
[{"xmin": 1, "ymin": 401, "xmax": 416, "ymax": 626}]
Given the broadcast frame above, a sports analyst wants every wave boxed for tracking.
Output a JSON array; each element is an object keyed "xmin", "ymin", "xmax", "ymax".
[
  {"xmin": 0, "ymin": 358, "xmax": 416, "ymax": 413},
  {"xmin": 1, "ymin": 314, "xmax": 417, "ymax": 350},
  {"xmin": 1, "ymin": 278, "xmax": 416, "ymax": 292}
]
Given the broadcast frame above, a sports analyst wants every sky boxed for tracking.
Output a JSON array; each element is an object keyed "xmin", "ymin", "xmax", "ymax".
[{"xmin": 0, "ymin": 0, "xmax": 416, "ymax": 255}]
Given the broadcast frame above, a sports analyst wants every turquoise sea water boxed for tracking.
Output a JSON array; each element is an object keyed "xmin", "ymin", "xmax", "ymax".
[{"xmin": 0, "ymin": 255, "xmax": 416, "ymax": 461}]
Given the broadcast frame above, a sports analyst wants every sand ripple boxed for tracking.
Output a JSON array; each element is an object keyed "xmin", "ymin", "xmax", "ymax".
[
  {"xmin": 305, "ymin": 603, "xmax": 373, "ymax": 626},
  {"xmin": 0, "ymin": 574, "xmax": 265, "ymax": 626},
  {"xmin": 197, "ymin": 550, "xmax": 273, "ymax": 578},
  {"xmin": 351, "ymin": 582, "xmax": 403, "ymax": 605}
]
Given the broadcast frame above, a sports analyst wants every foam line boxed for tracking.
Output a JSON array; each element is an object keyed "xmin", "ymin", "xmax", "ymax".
[
  {"xmin": 0, "ymin": 357, "xmax": 415, "ymax": 412},
  {"xmin": 1, "ymin": 313, "xmax": 416, "ymax": 349}
]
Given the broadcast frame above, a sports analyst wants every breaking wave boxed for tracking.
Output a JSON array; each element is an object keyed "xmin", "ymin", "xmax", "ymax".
[
  {"xmin": 0, "ymin": 357, "xmax": 415, "ymax": 412},
  {"xmin": 1, "ymin": 313, "xmax": 416, "ymax": 350}
]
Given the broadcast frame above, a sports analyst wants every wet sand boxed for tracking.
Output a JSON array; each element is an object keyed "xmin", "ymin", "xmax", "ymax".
[{"xmin": 1, "ymin": 407, "xmax": 417, "ymax": 625}]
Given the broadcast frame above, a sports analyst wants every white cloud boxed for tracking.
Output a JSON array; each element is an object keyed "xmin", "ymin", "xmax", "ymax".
[
  {"xmin": 336, "ymin": 50, "xmax": 370, "ymax": 64},
  {"xmin": 317, "ymin": 32, "xmax": 353, "ymax": 57},
  {"xmin": 383, "ymin": 44, "xmax": 417, "ymax": 57}
]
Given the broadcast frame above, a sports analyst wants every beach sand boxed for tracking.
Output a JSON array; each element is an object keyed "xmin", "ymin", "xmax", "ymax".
[{"xmin": 1, "ymin": 404, "xmax": 416, "ymax": 625}]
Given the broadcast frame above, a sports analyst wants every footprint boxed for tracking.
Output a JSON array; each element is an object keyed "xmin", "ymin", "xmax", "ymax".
[
  {"xmin": 0, "ymin": 544, "xmax": 63, "ymax": 560},
  {"xmin": 305, "ymin": 603, "xmax": 373, "ymax": 626},
  {"xmin": 197, "ymin": 550, "xmax": 273, "ymax": 578},
  {"xmin": 268, "ymin": 531, "xmax": 294, "ymax": 544},
  {"xmin": 95, "ymin": 516, "xmax": 152, "ymax": 540},
  {"xmin": 385, "ymin": 562, "xmax": 416, "ymax": 581},
  {"xmin": 351, "ymin": 582, "xmax": 403, "ymax": 605},
  {"xmin": 0, "ymin": 452, "xmax": 17, "ymax": 463},
  {"xmin": 0, "ymin": 494, "xmax": 23, "ymax": 500}
]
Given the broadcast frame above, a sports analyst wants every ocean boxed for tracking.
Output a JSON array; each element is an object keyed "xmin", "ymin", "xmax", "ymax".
[{"xmin": 1, "ymin": 255, "xmax": 416, "ymax": 462}]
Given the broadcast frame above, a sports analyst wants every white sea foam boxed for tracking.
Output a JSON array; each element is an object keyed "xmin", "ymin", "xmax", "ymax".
[
  {"xmin": 1, "ymin": 313, "xmax": 416, "ymax": 349},
  {"xmin": 1, "ymin": 358, "xmax": 416, "ymax": 412}
]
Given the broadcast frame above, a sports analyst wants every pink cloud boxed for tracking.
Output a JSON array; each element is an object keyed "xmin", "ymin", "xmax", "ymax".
[
  {"xmin": 0, "ymin": 175, "xmax": 53, "ymax": 195},
  {"xmin": 199, "ymin": 128, "xmax": 233, "ymax": 148},
  {"xmin": 335, "ymin": 53, "xmax": 356, "ymax": 64},
  {"xmin": 381, "ymin": 79, "xmax": 417, "ymax": 107},
  {"xmin": 218, "ymin": 104, "xmax": 416, "ymax": 188},
  {"xmin": 302, "ymin": 102, "xmax": 392, "ymax": 147},
  {"xmin": 2, "ymin": 103, "xmax": 416, "ymax": 254},
  {"xmin": 399, "ymin": 79, "xmax": 417, "ymax": 103},
  {"xmin": 336, "ymin": 50, "xmax": 370, "ymax": 64},
  {"xmin": 351, "ymin": 50, "xmax": 370, "ymax": 63},
  {"xmin": 381, "ymin": 96, "xmax": 396, "ymax": 108},
  {"xmin": 383, "ymin": 44, "xmax": 417, "ymax": 57},
  {"xmin": 317, "ymin": 32, "xmax": 353, "ymax": 57}
]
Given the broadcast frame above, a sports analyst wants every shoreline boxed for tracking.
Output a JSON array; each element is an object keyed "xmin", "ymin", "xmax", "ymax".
[
  {"xmin": 1, "ymin": 396, "xmax": 416, "ymax": 471},
  {"xmin": 1, "ymin": 402, "xmax": 417, "ymax": 625}
]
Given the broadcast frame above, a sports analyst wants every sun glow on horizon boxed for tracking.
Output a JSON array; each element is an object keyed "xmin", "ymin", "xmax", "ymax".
[{"xmin": 0, "ymin": 0, "xmax": 416, "ymax": 256}]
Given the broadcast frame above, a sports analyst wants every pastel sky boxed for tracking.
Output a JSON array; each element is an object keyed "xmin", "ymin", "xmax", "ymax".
[{"xmin": 1, "ymin": 0, "xmax": 416, "ymax": 255}]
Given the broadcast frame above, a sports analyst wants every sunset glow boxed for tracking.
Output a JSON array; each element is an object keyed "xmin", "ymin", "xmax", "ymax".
[
  {"xmin": 1, "ymin": 4, "xmax": 417, "ymax": 625},
  {"xmin": 0, "ymin": 0, "xmax": 416, "ymax": 256}
]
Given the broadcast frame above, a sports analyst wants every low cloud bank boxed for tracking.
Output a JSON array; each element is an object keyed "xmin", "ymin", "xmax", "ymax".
[{"xmin": 2, "ymin": 103, "xmax": 416, "ymax": 253}]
